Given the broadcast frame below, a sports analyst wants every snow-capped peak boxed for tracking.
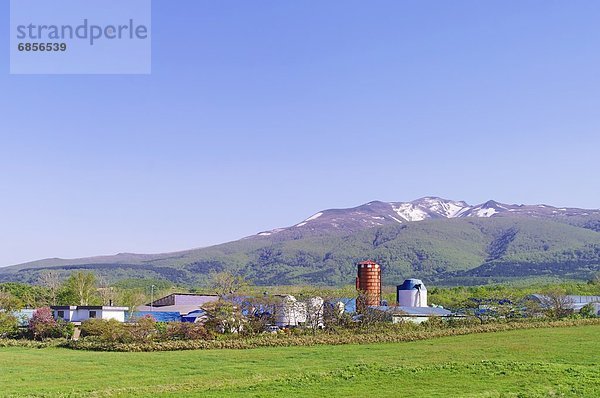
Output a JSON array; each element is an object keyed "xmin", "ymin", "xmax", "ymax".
[
  {"xmin": 412, "ymin": 197, "xmax": 471, "ymax": 218},
  {"xmin": 254, "ymin": 197, "xmax": 600, "ymax": 237}
]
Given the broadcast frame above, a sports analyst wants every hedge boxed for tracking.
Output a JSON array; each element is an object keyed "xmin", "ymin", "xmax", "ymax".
[
  {"xmin": 62, "ymin": 318, "xmax": 600, "ymax": 352},
  {"xmin": 0, "ymin": 338, "xmax": 68, "ymax": 349}
]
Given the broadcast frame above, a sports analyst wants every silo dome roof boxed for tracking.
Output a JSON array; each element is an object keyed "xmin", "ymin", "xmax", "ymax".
[{"xmin": 397, "ymin": 279, "xmax": 425, "ymax": 290}]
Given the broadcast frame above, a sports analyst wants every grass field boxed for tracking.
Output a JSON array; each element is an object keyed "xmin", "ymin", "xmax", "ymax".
[{"xmin": 1, "ymin": 325, "xmax": 599, "ymax": 397}]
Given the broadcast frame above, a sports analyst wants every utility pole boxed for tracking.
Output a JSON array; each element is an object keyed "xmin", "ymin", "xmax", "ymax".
[{"xmin": 151, "ymin": 284, "xmax": 156, "ymax": 312}]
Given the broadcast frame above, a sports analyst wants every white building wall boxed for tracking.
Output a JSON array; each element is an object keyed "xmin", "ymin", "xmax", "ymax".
[
  {"xmin": 392, "ymin": 315, "xmax": 431, "ymax": 324},
  {"xmin": 101, "ymin": 310, "xmax": 126, "ymax": 322},
  {"xmin": 54, "ymin": 308, "xmax": 76, "ymax": 322},
  {"xmin": 52, "ymin": 307, "xmax": 128, "ymax": 323},
  {"xmin": 397, "ymin": 288, "xmax": 428, "ymax": 307}
]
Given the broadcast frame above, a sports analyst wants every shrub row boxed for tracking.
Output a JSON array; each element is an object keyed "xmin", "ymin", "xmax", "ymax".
[
  {"xmin": 0, "ymin": 338, "xmax": 67, "ymax": 349},
  {"xmin": 79, "ymin": 316, "xmax": 213, "ymax": 344},
  {"xmin": 63, "ymin": 318, "xmax": 600, "ymax": 352}
]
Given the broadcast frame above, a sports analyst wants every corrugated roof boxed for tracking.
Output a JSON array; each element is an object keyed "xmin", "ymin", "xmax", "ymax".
[
  {"xmin": 528, "ymin": 294, "xmax": 600, "ymax": 307},
  {"xmin": 135, "ymin": 305, "xmax": 203, "ymax": 315},
  {"xmin": 148, "ymin": 293, "xmax": 219, "ymax": 307},
  {"xmin": 567, "ymin": 295, "xmax": 600, "ymax": 303}
]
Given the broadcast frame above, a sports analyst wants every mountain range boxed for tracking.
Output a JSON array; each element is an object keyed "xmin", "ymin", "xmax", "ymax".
[
  {"xmin": 2, "ymin": 197, "xmax": 600, "ymax": 286},
  {"xmin": 257, "ymin": 197, "xmax": 600, "ymax": 235}
]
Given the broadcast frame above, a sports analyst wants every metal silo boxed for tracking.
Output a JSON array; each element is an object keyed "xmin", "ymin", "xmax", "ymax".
[{"xmin": 396, "ymin": 279, "xmax": 427, "ymax": 307}]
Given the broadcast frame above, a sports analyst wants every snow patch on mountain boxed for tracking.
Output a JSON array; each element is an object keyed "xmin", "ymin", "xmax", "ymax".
[
  {"xmin": 417, "ymin": 197, "xmax": 461, "ymax": 217},
  {"xmin": 476, "ymin": 208, "xmax": 497, "ymax": 217},
  {"xmin": 392, "ymin": 203, "xmax": 429, "ymax": 221},
  {"xmin": 389, "ymin": 215, "xmax": 404, "ymax": 224},
  {"xmin": 305, "ymin": 212, "xmax": 323, "ymax": 222}
]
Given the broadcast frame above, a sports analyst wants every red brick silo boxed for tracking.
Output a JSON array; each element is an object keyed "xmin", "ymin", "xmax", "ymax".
[{"xmin": 356, "ymin": 260, "xmax": 381, "ymax": 310}]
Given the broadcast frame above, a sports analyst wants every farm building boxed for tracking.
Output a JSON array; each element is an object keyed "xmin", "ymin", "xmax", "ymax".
[
  {"xmin": 354, "ymin": 261, "xmax": 456, "ymax": 324},
  {"xmin": 134, "ymin": 293, "xmax": 218, "ymax": 323},
  {"xmin": 50, "ymin": 306, "xmax": 129, "ymax": 323},
  {"xmin": 527, "ymin": 294, "xmax": 600, "ymax": 315},
  {"xmin": 145, "ymin": 293, "xmax": 219, "ymax": 308},
  {"xmin": 368, "ymin": 305, "xmax": 453, "ymax": 324}
]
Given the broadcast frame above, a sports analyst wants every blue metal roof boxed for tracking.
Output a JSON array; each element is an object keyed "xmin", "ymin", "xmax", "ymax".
[
  {"xmin": 397, "ymin": 279, "xmax": 425, "ymax": 291},
  {"xmin": 181, "ymin": 310, "xmax": 207, "ymax": 323},
  {"xmin": 131, "ymin": 311, "xmax": 181, "ymax": 322}
]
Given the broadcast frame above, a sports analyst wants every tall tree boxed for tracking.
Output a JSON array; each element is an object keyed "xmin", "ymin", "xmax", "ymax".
[
  {"xmin": 66, "ymin": 272, "xmax": 97, "ymax": 306},
  {"xmin": 210, "ymin": 272, "xmax": 248, "ymax": 298},
  {"xmin": 539, "ymin": 287, "xmax": 575, "ymax": 319},
  {"xmin": 117, "ymin": 289, "xmax": 147, "ymax": 319},
  {"xmin": 38, "ymin": 271, "xmax": 62, "ymax": 306},
  {"xmin": 0, "ymin": 291, "xmax": 21, "ymax": 311},
  {"xmin": 97, "ymin": 276, "xmax": 116, "ymax": 306},
  {"xmin": 0, "ymin": 292, "xmax": 20, "ymax": 337}
]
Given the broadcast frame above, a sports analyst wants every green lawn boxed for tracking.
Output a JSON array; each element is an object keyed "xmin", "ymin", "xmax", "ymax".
[{"xmin": 1, "ymin": 325, "xmax": 599, "ymax": 397}]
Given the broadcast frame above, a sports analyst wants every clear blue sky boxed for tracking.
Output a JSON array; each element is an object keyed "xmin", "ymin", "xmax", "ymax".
[{"xmin": 2, "ymin": 1, "xmax": 600, "ymax": 266}]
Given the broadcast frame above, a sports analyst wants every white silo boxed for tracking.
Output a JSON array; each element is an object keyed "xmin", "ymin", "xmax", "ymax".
[
  {"xmin": 396, "ymin": 279, "xmax": 427, "ymax": 307},
  {"xmin": 306, "ymin": 297, "xmax": 324, "ymax": 329},
  {"xmin": 275, "ymin": 295, "xmax": 307, "ymax": 327}
]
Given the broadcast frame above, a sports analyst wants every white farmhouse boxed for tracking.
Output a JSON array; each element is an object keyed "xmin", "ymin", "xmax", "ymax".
[{"xmin": 50, "ymin": 306, "xmax": 129, "ymax": 324}]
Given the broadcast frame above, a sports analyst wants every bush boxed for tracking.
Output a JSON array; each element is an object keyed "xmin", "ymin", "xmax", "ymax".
[
  {"xmin": 165, "ymin": 322, "xmax": 213, "ymax": 341},
  {"xmin": 128, "ymin": 315, "xmax": 158, "ymax": 342},
  {"xmin": 80, "ymin": 317, "xmax": 213, "ymax": 343},
  {"xmin": 80, "ymin": 318, "xmax": 113, "ymax": 337},
  {"xmin": 28, "ymin": 307, "xmax": 73, "ymax": 340},
  {"xmin": 80, "ymin": 318, "xmax": 131, "ymax": 343},
  {"xmin": 0, "ymin": 338, "xmax": 67, "ymax": 348},
  {"xmin": 420, "ymin": 316, "xmax": 446, "ymax": 329},
  {"xmin": 203, "ymin": 301, "xmax": 246, "ymax": 334},
  {"xmin": 579, "ymin": 303, "xmax": 597, "ymax": 318},
  {"xmin": 0, "ymin": 312, "xmax": 18, "ymax": 338}
]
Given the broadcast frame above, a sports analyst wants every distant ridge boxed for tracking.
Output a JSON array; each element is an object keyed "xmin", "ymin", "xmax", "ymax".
[
  {"xmin": 2, "ymin": 197, "xmax": 600, "ymax": 286},
  {"xmin": 256, "ymin": 197, "xmax": 600, "ymax": 236}
]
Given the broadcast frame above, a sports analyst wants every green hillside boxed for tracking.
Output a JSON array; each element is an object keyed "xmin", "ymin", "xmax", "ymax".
[{"xmin": 1, "ymin": 217, "xmax": 600, "ymax": 286}]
